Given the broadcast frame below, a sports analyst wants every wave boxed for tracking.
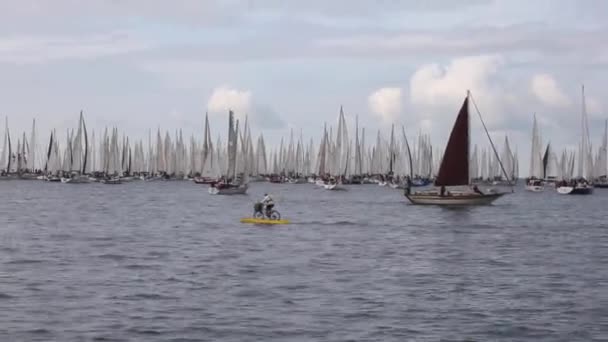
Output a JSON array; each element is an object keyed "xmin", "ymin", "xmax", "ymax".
[
  {"xmin": 295, "ymin": 220, "xmax": 366, "ymax": 226},
  {"xmin": 126, "ymin": 328, "xmax": 163, "ymax": 335},
  {"xmin": 97, "ymin": 254, "xmax": 129, "ymax": 261},
  {"xmin": 4, "ymin": 259, "xmax": 44, "ymax": 265},
  {"xmin": 119, "ymin": 293, "xmax": 178, "ymax": 300},
  {"xmin": 123, "ymin": 264, "xmax": 158, "ymax": 270}
]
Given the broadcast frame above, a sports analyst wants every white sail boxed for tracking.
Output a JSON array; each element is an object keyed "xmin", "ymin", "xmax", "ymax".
[
  {"xmin": 0, "ymin": 117, "xmax": 7, "ymax": 172},
  {"xmin": 597, "ymin": 120, "xmax": 607, "ymax": 178},
  {"xmin": 529, "ymin": 114, "xmax": 543, "ymax": 178},
  {"xmin": 28, "ymin": 119, "xmax": 36, "ymax": 171},
  {"xmin": 578, "ymin": 85, "xmax": 593, "ymax": 180}
]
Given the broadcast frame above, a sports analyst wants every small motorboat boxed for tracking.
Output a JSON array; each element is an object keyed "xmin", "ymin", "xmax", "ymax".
[
  {"xmin": 556, "ymin": 179, "xmax": 593, "ymax": 195},
  {"xmin": 61, "ymin": 174, "xmax": 90, "ymax": 184},
  {"xmin": 411, "ymin": 178, "xmax": 432, "ymax": 187},
  {"xmin": 525, "ymin": 179, "xmax": 544, "ymax": 192},
  {"xmin": 208, "ymin": 183, "xmax": 248, "ymax": 195},
  {"xmin": 324, "ymin": 182, "xmax": 346, "ymax": 191},
  {"xmin": 193, "ymin": 177, "xmax": 217, "ymax": 184}
]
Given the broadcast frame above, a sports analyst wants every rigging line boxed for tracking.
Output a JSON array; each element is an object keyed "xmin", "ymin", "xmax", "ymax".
[{"xmin": 469, "ymin": 91, "xmax": 514, "ymax": 191}]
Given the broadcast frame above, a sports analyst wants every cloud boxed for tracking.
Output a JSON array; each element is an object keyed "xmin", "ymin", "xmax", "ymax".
[
  {"xmin": 207, "ymin": 86, "xmax": 253, "ymax": 118},
  {"xmin": 368, "ymin": 87, "xmax": 402, "ymax": 123},
  {"xmin": 0, "ymin": 31, "xmax": 152, "ymax": 64},
  {"xmin": 409, "ymin": 55, "xmax": 504, "ymax": 108},
  {"xmin": 206, "ymin": 86, "xmax": 286, "ymax": 130},
  {"xmin": 530, "ymin": 74, "xmax": 571, "ymax": 107}
]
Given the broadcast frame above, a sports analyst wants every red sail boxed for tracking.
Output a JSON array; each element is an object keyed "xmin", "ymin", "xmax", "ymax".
[{"xmin": 435, "ymin": 96, "xmax": 470, "ymax": 186}]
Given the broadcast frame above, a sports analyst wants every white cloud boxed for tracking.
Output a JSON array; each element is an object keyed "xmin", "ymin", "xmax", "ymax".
[
  {"xmin": 368, "ymin": 87, "xmax": 402, "ymax": 123},
  {"xmin": 410, "ymin": 55, "xmax": 502, "ymax": 106},
  {"xmin": 408, "ymin": 55, "xmax": 530, "ymax": 150},
  {"xmin": 207, "ymin": 86, "xmax": 253, "ymax": 118},
  {"xmin": 408, "ymin": 54, "xmax": 521, "ymax": 132},
  {"xmin": 206, "ymin": 86, "xmax": 286, "ymax": 129},
  {"xmin": 530, "ymin": 74, "xmax": 571, "ymax": 107}
]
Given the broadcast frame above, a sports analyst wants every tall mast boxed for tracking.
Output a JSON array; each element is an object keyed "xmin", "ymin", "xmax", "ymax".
[{"xmin": 82, "ymin": 111, "xmax": 88, "ymax": 175}]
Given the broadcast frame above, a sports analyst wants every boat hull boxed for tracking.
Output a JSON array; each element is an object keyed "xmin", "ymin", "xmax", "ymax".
[
  {"xmin": 208, "ymin": 184, "xmax": 248, "ymax": 195},
  {"xmin": 525, "ymin": 185, "xmax": 544, "ymax": 192},
  {"xmin": 405, "ymin": 192, "xmax": 505, "ymax": 205},
  {"xmin": 61, "ymin": 176, "xmax": 91, "ymax": 184},
  {"xmin": 193, "ymin": 177, "xmax": 217, "ymax": 184},
  {"xmin": 240, "ymin": 218, "xmax": 290, "ymax": 225},
  {"xmin": 557, "ymin": 186, "xmax": 593, "ymax": 195},
  {"xmin": 388, "ymin": 182, "xmax": 402, "ymax": 189},
  {"xmin": 570, "ymin": 187, "xmax": 593, "ymax": 195},
  {"xmin": 324, "ymin": 183, "xmax": 346, "ymax": 191},
  {"xmin": 411, "ymin": 179, "xmax": 431, "ymax": 187},
  {"xmin": 100, "ymin": 179, "xmax": 122, "ymax": 185}
]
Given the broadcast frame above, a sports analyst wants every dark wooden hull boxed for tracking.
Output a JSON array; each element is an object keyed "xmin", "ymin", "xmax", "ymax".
[
  {"xmin": 570, "ymin": 187, "xmax": 594, "ymax": 195},
  {"xmin": 405, "ymin": 192, "xmax": 505, "ymax": 205}
]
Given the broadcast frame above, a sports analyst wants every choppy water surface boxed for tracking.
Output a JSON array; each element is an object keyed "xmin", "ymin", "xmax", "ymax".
[{"xmin": 0, "ymin": 181, "xmax": 606, "ymax": 341}]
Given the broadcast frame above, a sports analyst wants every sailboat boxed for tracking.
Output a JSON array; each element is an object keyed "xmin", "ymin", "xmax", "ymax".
[
  {"xmin": 525, "ymin": 114, "xmax": 544, "ymax": 192},
  {"xmin": 594, "ymin": 119, "xmax": 608, "ymax": 188},
  {"xmin": 42, "ymin": 129, "xmax": 61, "ymax": 182},
  {"xmin": 324, "ymin": 107, "xmax": 348, "ymax": 190},
  {"xmin": 404, "ymin": 92, "xmax": 508, "ymax": 205},
  {"xmin": 557, "ymin": 85, "xmax": 593, "ymax": 195},
  {"xmin": 61, "ymin": 111, "xmax": 91, "ymax": 184},
  {"xmin": 194, "ymin": 113, "xmax": 219, "ymax": 184},
  {"xmin": 208, "ymin": 110, "xmax": 248, "ymax": 195},
  {"xmin": 0, "ymin": 117, "xmax": 16, "ymax": 180}
]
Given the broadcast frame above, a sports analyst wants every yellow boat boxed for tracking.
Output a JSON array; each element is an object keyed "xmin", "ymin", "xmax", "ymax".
[{"xmin": 240, "ymin": 217, "xmax": 290, "ymax": 225}]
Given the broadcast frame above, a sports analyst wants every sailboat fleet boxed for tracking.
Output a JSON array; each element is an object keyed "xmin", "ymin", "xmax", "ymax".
[
  {"xmin": 0, "ymin": 86, "xmax": 606, "ymax": 203},
  {"xmin": 526, "ymin": 85, "xmax": 602, "ymax": 195}
]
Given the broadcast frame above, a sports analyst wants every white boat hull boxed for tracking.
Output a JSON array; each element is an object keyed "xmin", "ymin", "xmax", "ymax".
[
  {"xmin": 101, "ymin": 178, "xmax": 122, "ymax": 185},
  {"xmin": 405, "ymin": 192, "xmax": 505, "ymax": 205},
  {"xmin": 208, "ymin": 184, "xmax": 248, "ymax": 195},
  {"xmin": 557, "ymin": 185, "xmax": 593, "ymax": 195},
  {"xmin": 324, "ymin": 183, "xmax": 337, "ymax": 190},
  {"xmin": 61, "ymin": 175, "xmax": 90, "ymax": 184},
  {"xmin": 525, "ymin": 185, "xmax": 544, "ymax": 192},
  {"xmin": 324, "ymin": 183, "xmax": 346, "ymax": 191}
]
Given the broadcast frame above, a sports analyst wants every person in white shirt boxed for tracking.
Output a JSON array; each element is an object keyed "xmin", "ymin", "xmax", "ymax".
[{"xmin": 262, "ymin": 193, "xmax": 274, "ymax": 212}]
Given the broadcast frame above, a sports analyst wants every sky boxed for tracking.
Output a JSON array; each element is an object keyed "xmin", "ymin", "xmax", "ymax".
[{"xmin": 1, "ymin": 0, "xmax": 607, "ymax": 175}]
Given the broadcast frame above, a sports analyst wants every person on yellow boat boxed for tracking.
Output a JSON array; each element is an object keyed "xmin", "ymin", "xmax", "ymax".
[{"xmin": 262, "ymin": 193, "xmax": 275, "ymax": 213}]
